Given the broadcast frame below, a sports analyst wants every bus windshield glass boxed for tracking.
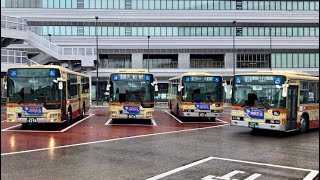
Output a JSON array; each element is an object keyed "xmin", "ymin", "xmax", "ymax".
[
  {"xmin": 232, "ymin": 75, "xmax": 286, "ymax": 108},
  {"xmin": 110, "ymin": 74, "xmax": 154, "ymax": 103},
  {"xmin": 182, "ymin": 76, "xmax": 223, "ymax": 103},
  {"xmin": 7, "ymin": 68, "xmax": 61, "ymax": 103}
]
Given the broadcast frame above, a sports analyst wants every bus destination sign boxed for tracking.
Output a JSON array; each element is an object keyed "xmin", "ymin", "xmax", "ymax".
[
  {"xmin": 184, "ymin": 76, "xmax": 221, "ymax": 83},
  {"xmin": 235, "ymin": 75, "xmax": 285, "ymax": 85},
  {"xmin": 112, "ymin": 74, "xmax": 152, "ymax": 81}
]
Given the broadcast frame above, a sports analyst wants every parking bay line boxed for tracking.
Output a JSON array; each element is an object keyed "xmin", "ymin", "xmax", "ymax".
[
  {"xmin": 1, "ymin": 124, "xmax": 228, "ymax": 156},
  {"xmin": 1, "ymin": 114, "xmax": 94, "ymax": 133},
  {"xmin": 146, "ymin": 156, "xmax": 319, "ymax": 180},
  {"xmin": 165, "ymin": 111, "xmax": 229, "ymax": 124}
]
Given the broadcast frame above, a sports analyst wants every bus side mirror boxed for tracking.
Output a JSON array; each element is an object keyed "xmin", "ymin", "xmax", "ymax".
[
  {"xmin": 229, "ymin": 78, "xmax": 233, "ymax": 95},
  {"xmin": 58, "ymin": 82, "xmax": 63, "ymax": 90},
  {"xmin": 222, "ymin": 80, "xmax": 228, "ymax": 93},
  {"xmin": 106, "ymin": 84, "xmax": 111, "ymax": 91},
  {"xmin": 282, "ymin": 84, "xmax": 289, "ymax": 97},
  {"xmin": 178, "ymin": 85, "xmax": 184, "ymax": 92},
  {"xmin": 155, "ymin": 84, "xmax": 159, "ymax": 92},
  {"xmin": 3, "ymin": 76, "xmax": 7, "ymax": 90},
  {"xmin": 104, "ymin": 92, "xmax": 110, "ymax": 96}
]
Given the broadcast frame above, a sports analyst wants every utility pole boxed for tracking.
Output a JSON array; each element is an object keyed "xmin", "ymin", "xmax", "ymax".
[
  {"xmin": 233, "ymin": 21, "xmax": 237, "ymax": 76},
  {"xmin": 95, "ymin": 16, "xmax": 99, "ymax": 106},
  {"xmin": 148, "ymin": 36, "xmax": 150, "ymax": 72}
]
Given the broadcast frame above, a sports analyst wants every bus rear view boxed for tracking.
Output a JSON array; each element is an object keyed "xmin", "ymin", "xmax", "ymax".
[{"xmin": 107, "ymin": 70, "xmax": 158, "ymax": 120}]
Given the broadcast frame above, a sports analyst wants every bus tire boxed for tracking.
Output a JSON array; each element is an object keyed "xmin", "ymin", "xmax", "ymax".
[
  {"xmin": 81, "ymin": 103, "xmax": 85, "ymax": 118},
  {"xmin": 67, "ymin": 107, "xmax": 72, "ymax": 125},
  {"xmin": 210, "ymin": 117, "xmax": 216, "ymax": 121},
  {"xmin": 176, "ymin": 104, "xmax": 179, "ymax": 117},
  {"xmin": 299, "ymin": 114, "xmax": 309, "ymax": 133},
  {"xmin": 21, "ymin": 123, "xmax": 29, "ymax": 129}
]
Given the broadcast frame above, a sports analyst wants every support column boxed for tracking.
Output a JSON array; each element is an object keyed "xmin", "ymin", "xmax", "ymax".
[
  {"xmin": 224, "ymin": 53, "xmax": 235, "ymax": 69},
  {"xmin": 178, "ymin": 53, "xmax": 190, "ymax": 69},
  {"xmin": 68, "ymin": 61, "xmax": 73, "ymax": 70},
  {"xmin": 86, "ymin": 68, "xmax": 92, "ymax": 105},
  {"xmin": 131, "ymin": 53, "xmax": 143, "ymax": 69}
]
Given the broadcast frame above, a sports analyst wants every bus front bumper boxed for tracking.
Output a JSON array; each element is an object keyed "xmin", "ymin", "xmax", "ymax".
[
  {"xmin": 111, "ymin": 114, "xmax": 152, "ymax": 120},
  {"xmin": 230, "ymin": 120, "xmax": 286, "ymax": 131},
  {"xmin": 179, "ymin": 112, "xmax": 220, "ymax": 118},
  {"xmin": 8, "ymin": 118, "xmax": 63, "ymax": 123}
]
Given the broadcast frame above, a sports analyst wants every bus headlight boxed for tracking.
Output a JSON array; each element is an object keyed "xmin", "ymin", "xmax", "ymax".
[
  {"xmin": 266, "ymin": 119, "xmax": 280, "ymax": 124},
  {"xmin": 272, "ymin": 111, "xmax": 280, "ymax": 116},
  {"xmin": 111, "ymin": 111, "xmax": 117, "ymax": 115},
  {"xmin": 7, "ymin": 114, "xmax": 14, "ymax": 119},
  {"xmin": 50, "ymin": 114, "xmax": 58, "ymax": 118},
  {"xmin": 232, "ymin": 116, "xmax": 243, "ymax": 121},
  {"xmin": 215, "ymin": 104, "xmax": 220, "ymax": 107},
  {"xmin": 146, "ymin": 112, "xmax": 152, "ymax": 116}
]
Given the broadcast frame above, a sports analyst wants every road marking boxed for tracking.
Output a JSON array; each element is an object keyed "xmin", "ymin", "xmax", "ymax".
[
  {"xmin": 104, "ymin": 118, "xmax": 157, "ymax": 127},
  {"xmin": 165, "ymin": 111, "xmax": 183, "ymax": 123},
  {"xmin": 146, "ymin": 157, "xmax": 214, "ymax": 180},
  {"xmin": 1, "ymin": 114, "xmax": 94, "ymax": 133},
  {"xmin": 1, "ymin": 119, "xmax": 7, "ymax": 123},
  {"xmin": 147, "ymin": 156, "xmax": 319, "ymax": 180},
  {"xmin": 165, "ymin": 111, "xmax": 229, "ymax": 124},
  {"xmin": 1, "ymin": 124, "xmax": 22, "ymax": 131},
  {"xmin": 60, "ymin": 114, "xmax": 94, "ymax": 132},
  {"xmin": 1, "ymin": 124, "xmax": 228, "ymax": 156}
]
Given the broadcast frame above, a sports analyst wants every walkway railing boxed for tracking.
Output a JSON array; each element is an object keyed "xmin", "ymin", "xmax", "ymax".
[
  {"xmin": 0, "ymin": 49, "xmax": 36, "ymax": 65},
  {"xmin": 1, "ymin": 15, "xmax": 27, "ymax": 30}
]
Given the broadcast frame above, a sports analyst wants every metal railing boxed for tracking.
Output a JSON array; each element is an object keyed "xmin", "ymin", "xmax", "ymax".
[
  {"xmin": 61, "ymin": 47, "xmax": 96, "ymax": 56},
  {"xmin": 1, "ymin": 49, "xmax": 31, "ymax": 64},
  {"xmin": 26, "ymin": 30, "xmax": 62, "ymax": 56},
  {"xmin": 1, "ymin": 15, "xmax": 27, "ymax": 30}
]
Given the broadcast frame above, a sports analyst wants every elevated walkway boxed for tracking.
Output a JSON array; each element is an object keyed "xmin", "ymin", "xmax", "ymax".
[{"xmin": 1, "ymin": 15, "xmax": 95, "ymax": 68}]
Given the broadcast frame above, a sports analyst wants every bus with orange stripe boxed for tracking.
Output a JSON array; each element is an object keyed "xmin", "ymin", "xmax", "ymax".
[
  {"xmin": 230, "ymin": 71, "xmax": 319, "ymax": 133},
  {"xmin": 168, "ymin": 73, "xmax": 226, "ymax": 121},
  {"xmin": 106, "ymin": 69, "xmax": 158, "ymax": 120},
  {"xmin": 5, "ymin": 65, "xmax": 90, "ymax": 127}
]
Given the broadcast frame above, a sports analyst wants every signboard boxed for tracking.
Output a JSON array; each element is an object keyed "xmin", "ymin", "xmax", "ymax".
[
  {"xmin": 22, "ymin": 106, "xmax": 43, "ymax": 116},
  {"xmin": 195, "ymin": 104, "xmax": 211, "ymax": 111},
  {"xmin": 123, "ymin": 106, "xmax": 140, "ymax": 115},
  {"xmin": 112, "ymin": 74, "xmax": 152, "ymax": 81},
  {"xmin": 234, "ymin": 75, "xmax": 285, "ymax": 85},
  {"xmin": 8, "ymin": 69, "xmax": 59, "ymax": 77},
  {"xmin": 184, "ymin": 76, "xmax": 222, "ymax": 83},
  {"xmin": 244, "ymin": 108, "xmax": 264, "ymax": 119}
]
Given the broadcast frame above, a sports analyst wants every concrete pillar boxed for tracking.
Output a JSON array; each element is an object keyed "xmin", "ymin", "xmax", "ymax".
[
  {"xmin": 131, "ymin": 53, "xmax": 143, "ymax": 69},
  {"xmin": 224, "ymin": 53, "xmax": 235, "ymax": 69},
  {"xmin": 178, "ymin": 53, "xmax": 190, "ymax": 69},
  {"xmin": 68, "ymin": 61, "xmax": 73, "ymax": 70},
  {"xmin": 86, "ymin": 68, "xmax": 92, "ymax": 105}
]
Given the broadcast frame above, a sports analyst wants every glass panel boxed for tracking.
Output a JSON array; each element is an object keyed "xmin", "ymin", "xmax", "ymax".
[
  {"xmin": 292, "ymin": 1, "xmax": 298, "ymax": 10},
  {"xmin": 298, "ymin": 54, "xmax": 304, "ymax": 67},
  {"xmin": 280, "ymin": 1, "xmax": 286, "ymax": 10},
  {"xmin": 242, "ymin": 1, "xmax": 248, "ymax": 10},
  {"xmin": 298, "ymin": 1, "xmax": 303, "ymax": 10},
  {"xmin": 190, "ymin": 27, "xmax": 196, "ymax": 36},
  {"xmin": 114, "ymin": 27, "xmax": 120, "ymax": 36},
  {"xmin": 179, "ymin": 0, "xmax": 185, "ymax": 9},
  {"xmin": 214, "ymin": 27, "xmax": 220, "ymax": 36},
  {"xmin": 247, "ymin": 0, "xmax": 253, "ymax": 9},
  {"xmin": 167, "ymin": 27, "xmax": 173, "ymax": 36},
  {"xmin": 281, "ymin": 27, "xmax": 286, "ymax": 36},
  {"xmin": 310, "ymin": 53, "xmax": 316, "ymax": 67},
  {"xmin": 248, "ymin": 27, "xmax": 253, "ymax": 36},
  {"xmin": 137, "ymin": 0, "xmax": 143, "ymax": 9},
  {"xmin": 259, "ymin": 1, "xmax": 264, "ymax": 10},
  {"xmin": 316, "ymin": 27, "xmax": 319, "ymax": 37},
  {"xmin": 72, "ymin": 0, "xmax": 77, "ymax": 8},
  {"xmin": 220, "ymin": 0, "xmax": 225, "ymax": 9},
  {"xmin": 108, "ymin": 26, "xmax": 114, "ymax": 36},
  {"xmin": 202, "ymin": 27, "xmax": 208, "ymax": 36},
  {"xmin": 108, "ymin": 0, "xmax": 114, "ymax": 9},
  {"xmin": 264, "ymin": 1, "xmax": 269, "ymax": 10},
  {"xmin": 259, "ymin": 27, "xmax": 264, "ymax": 36},
  {"xmin": 242, "ymin": 27, "xmax": 248, "ymax": 36},
  {"xmin": 179, "ymin": 27, "xmax": 185, "ymax": 36},
  {"xmin": 90, "ymin": 0, "xmax": 95, "ymax": 8},
  {"xmin": 119, "ymin": 27, "xmax": 125, "ymax": 36},
  {"xmin": 173, "ymin": 27, "xmax": 178, "ymax": 36},
  {"xmin": 202, "ymin": 0, "xmax": 208, "ymax": 9},
  {"xmin": 114, "ymin": 0, "xmax": 120, "ymax": 9},
  {"xmin": 84, "ymin": 26, "xmax": 90, "ymax": 35},
  {"xmin": 304, "ymin": 1, "xmax": 309, "ymax": 10},
  {"xmin": 150, "ymin": 0, "xmax": 155, "ymax": 9},
  {"xmin": 214, "ymin": 0, "xmax": 219, "ymax": 9},
  {"xmin": 316, "ymin": 53, "xmax": 319, "ymax": 67},
  {"xmin": 310, "ymin": 27, "xmax": 315, "ymax": 36},
  {"xmin": 304, "ymin": 53, "xmax": 310, "ymax": 68},
  {"xmin": 155, "ymin": 0, "xmax": 160, "ymax": 9},
  {"xmin": 270, "ymin": 1, "xmax": 275, "ymax": 10},
  {"xmin": 298, "ymin": 27, "xmax": 304, "ymax": 36},
  {"xmin": 316, "ymin": 1, "xmax": 319, "ymax": 11},
  {"xmin": 253, "ymin": 1, "xmax": 258, "ymax": 10},
  {"xmin": 292, "ymin": 53, "xmax": 299, "ymax": 68},
  {"xmin": 137, "ymin": 27, "xmax": 143, "ymax": 36},
  {"xmin": 185, "ymin": 27, "xmax": 190, "ymax": 36},
  {"xmin": 292, "ymin": 27, "xmax": 298, "ymax": 36},
  {"xmin": 167, "ymin": 0, "xmax": 173, "ymax": 9},
  {"xmin": 208, "ymin": 27, "xmax": 214, "ymax": 36},
  {"xmin": 149, "ymin": 27, "xmax": 155, "ymax": 36},
  {"xmin": 275, "ymin": 53, "xmax": 281, "ymax": 68},
  {"xmin": 287, "ymin": 27, "xmax": 292, "ymax": 36},
  {"xmin": 271, "ymin": 53, "xmax": 276, "ymax": 68},
  {"xmin": 60, "ymin": 26, "xmax": 66, "ymax": 35},
  {"xmin": 303, "ymin": 27, "xmax": 310, "ymax": 36},
  {"xmin": 102, "ymin": 27, "xmax": 108, "ymax": 35},
  {"xmin": 287, "ymin": 1, "xmax": 292, "ymax": 10},
  {"xmin": 173, "ymin": 0, "xmax": 178, "ymax": 9},
  {"xmin": 155, "ymin": 27, "xmax": 161, "ymax": 36},
  {"xmin": 225, "ymin": 27, "xmax": 231, "ymax": 36},
  {"xmin": 281, "ymin": 53, "xmax": 287, "ymax": 68},
  {"xmin": 84, "ymin": 0, "xmax": 89, "ymax": 8},
  {"xmin": 161, "ymin": 0, "xmax": 166, "ymax": 9},
  {"xmin": 102, "ymin": 0, "xmax": 107, "ymax": 8},
  {"xmin": 287, "ymin": 53, "xmax": 293, "ymax": 68},
  {"xmin": 96, "ymin": 0, "xmax": 101, "ymax": 8},
  {"xmin": 60, "ymin": 0, "xmax": 66, "ymax": 8}
]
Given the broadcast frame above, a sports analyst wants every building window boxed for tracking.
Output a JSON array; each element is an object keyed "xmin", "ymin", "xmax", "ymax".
[
  {"xmin": 271, "ymin": 53, "xmax": 319, "ymax": 68},
  {"xmin": 190, "ymin": 54, "xmax": 224, "ymax": 68},
  {"xmin": 143, "ymin": 54, "xmax": 178, "ymax": 69},
  {"xmin": 99, "ymin": 54, "xmax": 132, "ymax": 68},
  {"xmin": 237, "ymin": 54, "xmax": 270, "ymax": 68}
]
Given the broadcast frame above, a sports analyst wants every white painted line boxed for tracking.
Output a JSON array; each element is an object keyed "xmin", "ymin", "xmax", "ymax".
[
  {"xmin": 146, "ymin": 156, "xmax": 319, "ymax": 180},
  {"xmin": 1, "ymin": 114, "xmax": 94, "ymax": 133},
  {"xmin": 165, "ymin": 111, "xmax": 182, "ymax": 123},
  {"xmin": 1, "ymin": 124, "xmax": 22, "ymax": 131},
  {"xmin": 1, "ymin": 124, "xmax": 228, "ymax": 156},
  {"xmin": 222, "ymin": 112, "xmax": 231, "ymax": 115},
  {"xmin": 210, "ymin": 156, "xmax": 319, "ymax": 179},
  {"xmin": 146, "ymin": 157, "xmax": 214, "ymax": 180},
  {"xmin": 215, "ymin": 118, "xmax": 229, "ymax": 124},
  {"xmin": 104, "ymin": 119, "xmax": 112, "ymax": 125},
  {"xmin": 60, "ymin": 114, "xmax": 94, "ymax": 132},
  {"xmin": 1, "ymin": 119, "xmax": 7, "ymax": 123},
  {"xmin": 151, "ymin": 119, "xmax": 157, "ymax": 126}
]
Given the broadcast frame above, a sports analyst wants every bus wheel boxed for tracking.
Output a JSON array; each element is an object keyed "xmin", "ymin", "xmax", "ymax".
[
  {"xmin": 209, "ymin": 117, "xmax": 216, "ymax": 121},
  {"xmin": 299, "ymin": 115, "xmax": 309, "ymax": 133},
  {"xmin": 21, "ymin": 123, "xmax": 29, "ymax": 129},
  {"xmin": 81, "ymin": 103, "xmax": 85, "ymax": 118},
  {"xmin": 67, "ymin": 108, "xmax": 72, "ymax": 125}
]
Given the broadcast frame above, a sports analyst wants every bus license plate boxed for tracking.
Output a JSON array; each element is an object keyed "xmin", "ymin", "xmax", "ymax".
[
  {"xmin": 128, "ymin": 115, "xmax": 136, "ymax": 119},
  {"xmin": 27, "ymin": 118, "xmax": 37, "ymax": 123},
  {"xmin": 248, "ymin": 122, "xmax": 259, "ymax": 128},
  {"xmin": 199, "ymin": 113, "xmax": 207, "ymax": 117}
]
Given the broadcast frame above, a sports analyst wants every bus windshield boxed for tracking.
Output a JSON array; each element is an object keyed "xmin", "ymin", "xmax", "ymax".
[
  {"xmin": 232, "ymin": 84, "xmax": 286, "ymax": 108},
  {"xmin": 110, "ymin": 80, "xmax": 154, "ymax": 103},
  {"xmin": 7, "ymin": 69, "xmax": 61, "ymax": 104},
  {"xmin": 182, "ymin": 82, "xmax": 223, "ymax": 103}
]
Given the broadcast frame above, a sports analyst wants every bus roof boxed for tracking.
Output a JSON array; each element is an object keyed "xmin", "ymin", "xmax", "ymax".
[
  {"xmin": 8, "ymin": 65, "xmax": 89, "ymax": 77},
  {"xmin": 236, "ymin": 70, "xmax": 319, "ymax": 81},
  {"xmin": 116, "ymin": 69, "xmax": 151, "ymax": 74},
  {"xmin": 169, "ymin": 72, "xmax": 220, "ymax": 81}
]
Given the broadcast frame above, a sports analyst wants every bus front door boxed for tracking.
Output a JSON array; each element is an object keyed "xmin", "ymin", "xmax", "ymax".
[{"xmin": 286, "ymin": 86, "xmax": 298, "ymax": 131}]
